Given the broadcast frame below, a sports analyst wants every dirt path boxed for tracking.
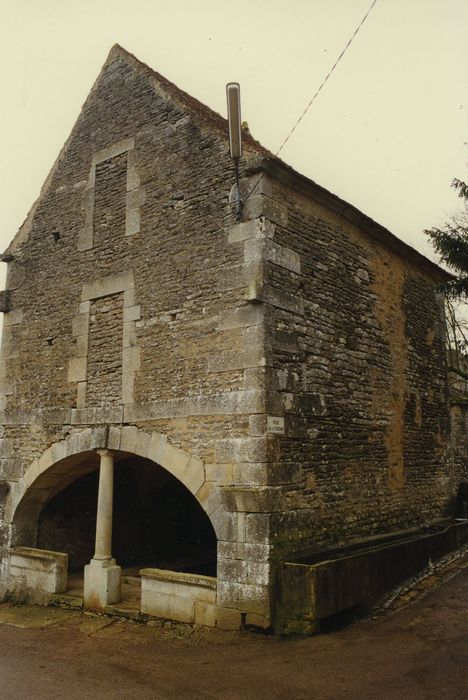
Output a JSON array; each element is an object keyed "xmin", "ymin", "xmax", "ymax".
[{"xmin": 1, "ymin": 566, "xmax": 468, "ymax": 699}]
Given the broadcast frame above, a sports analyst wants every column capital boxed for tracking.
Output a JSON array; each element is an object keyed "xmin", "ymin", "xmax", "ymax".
[{"xmin": 97, "ymin": 448, "xmax": 112, "ymax": 457}]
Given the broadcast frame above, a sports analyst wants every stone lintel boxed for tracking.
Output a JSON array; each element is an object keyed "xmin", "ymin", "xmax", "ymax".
[
  {"xmin": 81, "ymin": 271, "xmax": 134, "ymax": 301},
  {"xmin": 92, "ymin": 138, "xmax": 134, "ymax": 166}
]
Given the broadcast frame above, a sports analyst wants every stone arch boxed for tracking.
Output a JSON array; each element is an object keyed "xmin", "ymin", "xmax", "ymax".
[{"xmin": 6, "ymin": 426, "xmax": 224, "ymax": 546}]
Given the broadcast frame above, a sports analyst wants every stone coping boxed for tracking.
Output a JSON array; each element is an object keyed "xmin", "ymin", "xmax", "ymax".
[
  {"xmin": 9, "ymin": 546, "xmax": 68, "ymax": 564},
  {"xmin": 140, "ymin": 568, "xmax": 217, "ymax": 590}
]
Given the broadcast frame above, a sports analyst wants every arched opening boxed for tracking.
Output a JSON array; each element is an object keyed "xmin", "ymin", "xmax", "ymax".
[
  {"xmin": 8, "ymin": 432, "xmax": 222, "ymax": 622},
  {"xmin": 36, "ymin": 455, "xmax": 217, "ymax": 577}
]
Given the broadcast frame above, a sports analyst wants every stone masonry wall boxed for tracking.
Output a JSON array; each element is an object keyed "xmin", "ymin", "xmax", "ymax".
[
  {"xmin": 86, "ymin": 293, "xmax": 124, "ymax": 407},
  {"xmin": 451, "ymin": 403, "xmax": 468, "ymax": 495},
  {"xmin": 235, "ymin": 170, "xmax": 455, "ymax": 564},
  {"xmin": 0, "ymin": 48, "xmax": 275, "ymax": 626},
  {"xmin": 0, "ymin": 46, "xmax": 460, "ymax": 630}
]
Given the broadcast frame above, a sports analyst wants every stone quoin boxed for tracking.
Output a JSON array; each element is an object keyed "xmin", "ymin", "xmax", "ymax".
[{"xmin": 0, "ymin": 45, "xmax": 467, "ymax": 633}]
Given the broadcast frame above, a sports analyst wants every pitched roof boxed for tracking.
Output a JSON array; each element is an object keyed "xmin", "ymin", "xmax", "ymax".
[
  {"xmin": 3, "ymin": 44, "xmax": 451, "ymax": 282},
  {"xmin": 107, "ymin": 45, "xmax": 270, "ymax": 157}
]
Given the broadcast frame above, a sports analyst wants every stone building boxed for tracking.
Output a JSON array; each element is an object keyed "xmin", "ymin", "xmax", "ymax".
[{"xmin": 0, "ymin": 45, "xmax": 466, "ymax": 633}]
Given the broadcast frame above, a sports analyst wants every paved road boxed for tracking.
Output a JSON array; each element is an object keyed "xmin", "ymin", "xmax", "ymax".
[{"xmin": 1, "ymin": 568, "xmax": 467, "ymax": 699}]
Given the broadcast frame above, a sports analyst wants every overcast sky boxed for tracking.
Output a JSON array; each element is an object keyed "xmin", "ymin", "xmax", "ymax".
[{"xmin": 0, "ymin": 0, "xmax": 467, "ymax": 294}]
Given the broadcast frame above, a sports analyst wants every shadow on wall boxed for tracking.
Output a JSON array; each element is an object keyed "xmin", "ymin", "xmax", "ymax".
[{"xmin": 37, "ymin": 456, "xmax": 217, "ymax": 576}]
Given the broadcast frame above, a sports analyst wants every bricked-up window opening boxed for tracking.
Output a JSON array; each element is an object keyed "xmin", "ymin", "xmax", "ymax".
[
  {"xmin": 86, "ymin": 293, "xmax": 124, "ymax": 407},
  {"xmin": 37, "ymin": 456, "xmax": 217, "ymax": 577},
  {"xmin": 93, "ymin": 152, "xmax": 128, "ymax": 248}
]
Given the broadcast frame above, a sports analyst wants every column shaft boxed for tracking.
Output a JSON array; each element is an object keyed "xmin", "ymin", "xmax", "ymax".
[{"xmin": 94, "ymin": 449, "xmax": 114, "ymax": 560}]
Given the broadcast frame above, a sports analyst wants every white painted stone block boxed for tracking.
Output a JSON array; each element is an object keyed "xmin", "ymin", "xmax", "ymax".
[
  {"xmin": 84, "ymin": 558, "xmax": 121, "ymax": 609},
  {"xmin": 8, "ymin": 547, "xmax": 68, "ymax": 595},
  {"xmin": 140, "ymin": 568, "xmax": 216, "ymax": 625}
]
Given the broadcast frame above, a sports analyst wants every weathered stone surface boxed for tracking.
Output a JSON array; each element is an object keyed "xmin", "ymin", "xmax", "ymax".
[
  {"xmin": 0, "ymin": 45, "xmax": 461, "ymax": 634},
  {"xmin": 141, "ymin": 568, "xmax": 216, "ymax": 625},
  {"xmin": 8, "ymin": 546, "xmax": 68, "ymax": 595}
]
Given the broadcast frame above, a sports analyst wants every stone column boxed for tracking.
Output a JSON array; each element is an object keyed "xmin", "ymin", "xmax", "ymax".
[
  {"xmin": 84, "ymin": 449, "xmax": 121, "ymax": 609},
  {"xmin": 94, "ymin": 449, "xmax": 114, "ymax": 561}
]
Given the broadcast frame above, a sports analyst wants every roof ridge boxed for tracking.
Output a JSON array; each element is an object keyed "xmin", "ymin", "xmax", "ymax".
[{"xmin": 105, "ymin": 44, "xmax": 271, "ymax": 157}]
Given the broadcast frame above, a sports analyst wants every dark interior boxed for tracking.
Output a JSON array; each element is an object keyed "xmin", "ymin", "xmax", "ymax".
[{"xmin": 37, "ymin": 456, "xmax": 217, "ymax": 576}]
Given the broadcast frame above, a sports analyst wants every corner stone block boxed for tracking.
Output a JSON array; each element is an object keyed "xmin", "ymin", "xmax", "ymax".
[
  {"xmin": 217, "ymin": 557, "xmax": 248, "ymax": 584},
  {"xmin": 244, "ymin": 238, "xmax": 301, "ymax": 274},
  {"xmin": 221, "ymin": 487, "xmax": 282, "ymax": 513},
  {"xmin": 227, "ymin": 218, "xmax": 274, "ymax": 244},
  {"xmin": 217, "ymin": 580, "xmax": 271, "ymax": 617},
  {"xmin": 232, "ymin": 462, "xmax": 269, "ymax": 487},
  {"xmin": 205, "ymin": 463, "xmax": 233, "ymax": 484},
  {"xmin": 245, "ymin": 513, "xmax": 272, "ymax": 544},
  {"xmin": 242, "ymin": 193, "xmax": 288, "ymax": 227},
  {"xmin": 219, "ymin": 304, "xmax": 264, "ymax": 331},
  {"xmin": 213, "ymin": 511, "xmax": 241, "ymax": 543},
  {"xmin": 215, "ymin": 437, "xmax": 267, "ymax": 464}
]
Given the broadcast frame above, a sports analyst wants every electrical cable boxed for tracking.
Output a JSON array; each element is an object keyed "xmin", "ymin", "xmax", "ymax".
[{"xmin": 241, "ymin": 0, "xmax": 380, "ymax": 209}]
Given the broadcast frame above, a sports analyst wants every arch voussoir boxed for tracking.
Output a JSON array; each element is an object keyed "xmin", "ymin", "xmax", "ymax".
[{"xmin": 8, "ymin": 426, "xmax": 222, "ymax": 541}]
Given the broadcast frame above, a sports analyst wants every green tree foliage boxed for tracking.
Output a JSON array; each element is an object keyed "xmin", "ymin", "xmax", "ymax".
[{"xmin": 426, "ymin": 178, "xmax": 468, "ymax": 298}]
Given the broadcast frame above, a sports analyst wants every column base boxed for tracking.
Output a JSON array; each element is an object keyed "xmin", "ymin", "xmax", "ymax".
[{"xmin": 84, "ymin": 558, "xmax": 121, "ymax": 610}]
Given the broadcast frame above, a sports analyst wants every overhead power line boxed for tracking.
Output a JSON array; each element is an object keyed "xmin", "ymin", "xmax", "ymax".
[{"xmin": 242, "ymin": 0, "xmax": 380, "ymax": 208}]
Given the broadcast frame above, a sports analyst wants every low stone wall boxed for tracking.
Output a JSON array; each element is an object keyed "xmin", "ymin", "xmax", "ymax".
[
  {"xmin": 277, "ymin": 520, "xmax": 468, "ymax": 634},
  {"xmin": 8, "ymin": 546, "xmax": 68, "ymax": 600},
  {"xmin": 140, "ymin": 568, "xmax": 217, "ymax": 627}
]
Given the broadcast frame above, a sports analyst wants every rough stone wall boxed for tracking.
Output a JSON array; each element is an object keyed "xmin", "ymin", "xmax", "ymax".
[
  {"xmin": 451, "ymin": 403, "xmax": 468, "ymax": 492},
  {"xmin": 236, "ymin": 172, "xmax": 454, "ymax": 563},
  {"xmin": 0, "ymin": 48, "xmax": 274, "ymax": 627},
  {"xmin": 86, "ymin": 293, "xmax": 124, "ymax": 407},
  {"xmin": 0, "ymin": 46, "xmax": 461, "ymax": 629}
]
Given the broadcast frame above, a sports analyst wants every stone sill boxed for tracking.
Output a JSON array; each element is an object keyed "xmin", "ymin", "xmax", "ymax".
[{"xmin": 140, "ymin": 568, "xmax": 216, "ymax": 590}]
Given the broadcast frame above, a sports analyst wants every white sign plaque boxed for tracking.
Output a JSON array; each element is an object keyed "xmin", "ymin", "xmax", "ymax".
[{"xmin": 267, "ymin": 415, "xmax": 285, "ymax": 435}]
